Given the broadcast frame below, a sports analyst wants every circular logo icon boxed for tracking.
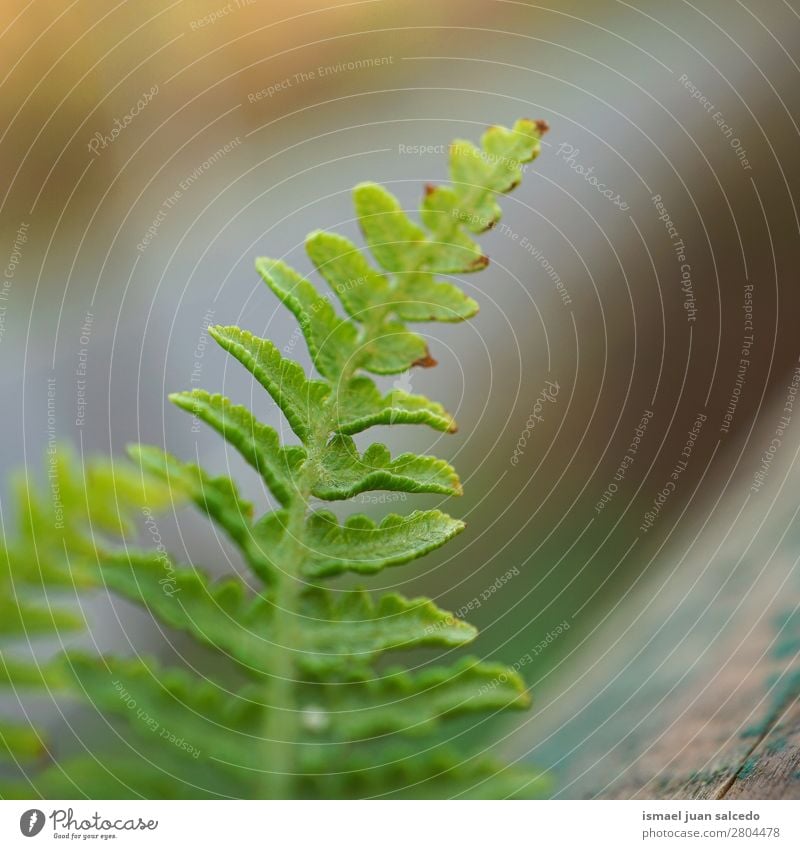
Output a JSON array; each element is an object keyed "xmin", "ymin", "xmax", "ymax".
[{"xmin": 19, "ymin": 809, "xmax": 45, "ymax": 837}]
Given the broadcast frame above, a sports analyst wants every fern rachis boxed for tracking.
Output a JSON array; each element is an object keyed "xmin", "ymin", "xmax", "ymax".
[{"xmin": 1, "ymin": 119, "xmax": 549, "ymax": 799}]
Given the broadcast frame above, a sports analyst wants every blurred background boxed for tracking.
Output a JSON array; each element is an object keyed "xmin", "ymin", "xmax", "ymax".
[{"xmin": 2, "ymin": 0, "xmax": 800, "ymax": 796}]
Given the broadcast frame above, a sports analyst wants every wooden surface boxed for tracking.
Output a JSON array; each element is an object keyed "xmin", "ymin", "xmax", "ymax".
[{"xmin": 506, "ymin": 412, "xmax": 800, "ymax": 800}]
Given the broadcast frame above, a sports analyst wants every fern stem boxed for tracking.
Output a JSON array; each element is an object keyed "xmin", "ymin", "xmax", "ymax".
[
  {"xmin": 261, "ymin": 506, "xmax": 305, "ymax": 799},
  {"xmin": 258, "ymin": 338, "xmax": 373, "ymax": 798},
  {"xmin": 259, "ymin": 488, "xmax": 308, "ymax": 799}
]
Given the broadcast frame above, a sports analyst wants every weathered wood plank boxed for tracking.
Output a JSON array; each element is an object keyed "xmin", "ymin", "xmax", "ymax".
[
  {"xmin": 606, "ymin": 590, "xmax": 800, "ymax": 799},
  {"xmin": 723, "ymin": 637, "xmax": 800, "ymax": 799},
  {"xmin": 507, "ymin": 401, "xmax": 800, "ymax": 799}
]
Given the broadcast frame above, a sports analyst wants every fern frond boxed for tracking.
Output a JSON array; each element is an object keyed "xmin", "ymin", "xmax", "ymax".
[
  {"xmin": 0, "ymin": 450, "xmax": 175, "ymax": 776},
  {"xmin": 2, "ymin": 119, "xmax": 549, "ymax": 799}
]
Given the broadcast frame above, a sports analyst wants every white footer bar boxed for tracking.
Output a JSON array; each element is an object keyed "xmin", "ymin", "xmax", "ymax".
[{"xmin": 1, "ymin": 799, "xmax": 797, "ymax": 848}]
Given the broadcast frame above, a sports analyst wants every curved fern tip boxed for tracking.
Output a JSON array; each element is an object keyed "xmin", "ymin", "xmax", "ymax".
[
  {"xmin": 532, "ymin": 117, "xmax": 551, "ymax": 135},
  {"xmin": 412, "ymin": 351, "xmax": 438, "ymax": 369}
]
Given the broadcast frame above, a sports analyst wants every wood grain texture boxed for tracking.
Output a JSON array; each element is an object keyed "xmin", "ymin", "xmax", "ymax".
[{"xmin": 507, "ymin": 400, "xmax": 800, "ymax": 800}]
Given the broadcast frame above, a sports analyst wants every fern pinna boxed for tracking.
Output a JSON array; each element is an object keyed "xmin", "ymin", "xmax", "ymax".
[{"xmin": 1, "ymin": 119, "xmax": 549, "ymax": 799}]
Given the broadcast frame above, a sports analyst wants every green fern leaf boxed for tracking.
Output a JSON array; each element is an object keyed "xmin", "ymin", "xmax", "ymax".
[
  {"xmin": 296, "ymin": 509, "xmax": 465, "ymax": 578},
  {"xmin": 208, "ymin": 325, "xmax": 329, "ymax": 443},
  {"xmin": 0, "ymin": 599, "xmax": 82, "ymax": 636},
  {"xmin": 169, "ymin": 390, "xmax": 304, "ymax": 506},
  {"xmin": 334, "ymin": 375, "xmax": 456, "ymax": 434},
  {"xmin": 314, "ymin": 435, "xmax": 461, "ymax": 499},
  {"xmin": 0, "ymin": 722, "xmax": 44, "ymax": 760},
  {"xmin": 300, "ymin": 588, "xmax": 477, "ymax": 672},
  {"xmin": 307, "ymin": 225, "xmax": 478, "ymax": 324},
  {"xmin": 392, "ymin": 272, "xmax": 479, "ymax": 322},
  {"xmin": 255, "ymin": 257, "xmax": 359, "ymax": 380},
  {"xmin": 305, "ymin": 229, "xmax": 390, "ymax": 319},
  {"xmin": 302, "ymin": 657, "xmax": 529, "ymax": 740},
  {"xmin": 298, "ymin": 745, "xmax": 549, "ymax": 799},
  {"xmin": 129, "ymin": 445, "xmax": 253, "ymax": 547},
  {"xmin": 99, "ymin": 556, "xmax": 275, "ymax": 672}
]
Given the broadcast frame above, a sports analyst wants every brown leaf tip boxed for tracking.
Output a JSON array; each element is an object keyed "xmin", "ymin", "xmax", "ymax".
[
  {"xmin": 534, "ymin": 119, "xmax": 550, "ymax": 135},
  {"xmin": 424, "ymin": 183, "xmax": 437, "ymax": 197},
  {"xmin": 470, "ymin": 255, "xmax": 490, "ymax": 270},
  {"xmin": 413, "ymin": 352, "xmax": 438, "ymax": 369}
]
